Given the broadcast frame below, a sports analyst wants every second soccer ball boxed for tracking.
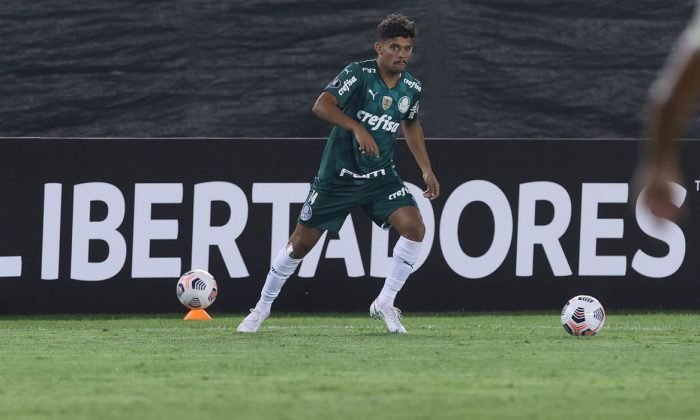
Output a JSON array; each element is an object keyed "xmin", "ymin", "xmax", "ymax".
[{"xmin": 561, "ymin": 295, "xmax": 606, "ymax": 336}]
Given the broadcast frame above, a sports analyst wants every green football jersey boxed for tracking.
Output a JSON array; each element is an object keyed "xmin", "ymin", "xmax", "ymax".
[{"xmin": 317, "ymin": 59, "xmax": 422, "ymax": 185}]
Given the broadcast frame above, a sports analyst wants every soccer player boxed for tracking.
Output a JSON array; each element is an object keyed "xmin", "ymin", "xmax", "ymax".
[
  {"xmin": 237, "ymin": 14, "xmax": 439, "ymax": 333},
  {"xmin": 636, "ymin": 5, "xmax": 700, "ymax": 221}
]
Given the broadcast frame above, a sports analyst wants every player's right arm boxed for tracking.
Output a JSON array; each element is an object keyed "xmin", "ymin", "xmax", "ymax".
[
  {"xmin": 638, "ymin": 13, "xmax": 700, "ymax": 220},
  {"xmin": 312, "ymin": 92, "xmax": 379, "ymax": 157},
  {"xmin": 312, "ymin": 63, "xmax": 379, "ymax": 157}
]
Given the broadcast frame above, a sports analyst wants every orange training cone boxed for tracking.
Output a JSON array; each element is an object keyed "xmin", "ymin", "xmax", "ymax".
[{"xmin": 184, "ymin": 309, "xmax": 212, "ymax": 321}]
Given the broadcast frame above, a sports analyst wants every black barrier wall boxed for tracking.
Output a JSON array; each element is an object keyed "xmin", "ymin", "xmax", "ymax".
[
  {"xmin": 1, "ymin": 1, "xmax": 698, "ymax": 138},
  {"xmin": 0, "ymin": 138, "xmax": 697, "ymax": 313}
]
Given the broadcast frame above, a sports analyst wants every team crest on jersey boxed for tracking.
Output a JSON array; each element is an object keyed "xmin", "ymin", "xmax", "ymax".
[
  {"xmin": 300, "ymin": 203, "xmax": 312, "ymax": 221},
  {"xmin": 382, "ymin": 96, "xmax": 393, "ymax": 110},
  {"xmin": 327, "ymin": 78, "xmax": 341, "ymax": 88},
  {"xmin": 398, "ymin": 96, "xmax": 410, "ymax": 113}
]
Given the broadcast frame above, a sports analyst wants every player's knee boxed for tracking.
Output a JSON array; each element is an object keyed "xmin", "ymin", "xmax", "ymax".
[
  {"xmin": 287, "ymin": 238, "xmax": 315, "ymax": 259},
  {"xmin": 287, "ymin": 242, "xmax": 308, "ymax": 259},
  {"xmin": 403, "ymin": 221, "xmax": 425, "ymax": 242},
  {"xmin": 287, "ymin": 225, "xmax": 324, "ymax": 258}
]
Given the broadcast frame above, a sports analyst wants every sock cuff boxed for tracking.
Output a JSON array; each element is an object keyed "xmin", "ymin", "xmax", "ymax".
[
  {"xmin": 394, "ymin": 236, "xmax": 422, "ymax": 265},
  {"xmin": 285, "ymin": 243, "xmax": 303, "ymax": 262},
  {"xmin": 272, "ymin": 245, "xmax": 303, "ymax": 277}
]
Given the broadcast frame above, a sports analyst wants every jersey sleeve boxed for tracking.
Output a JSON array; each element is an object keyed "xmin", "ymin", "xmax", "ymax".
[
  {"xmin": 404, "ymin": 90, "xmax": 421, "ymax": 121},
  {"xmin": 323, "ymin": 62, "xmax": 362, "ymax": 108}
]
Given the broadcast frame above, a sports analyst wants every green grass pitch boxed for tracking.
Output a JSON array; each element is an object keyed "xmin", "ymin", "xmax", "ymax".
[{"xmin": 1, "ymin": 312, "xmax": 699, "ymax": 419}]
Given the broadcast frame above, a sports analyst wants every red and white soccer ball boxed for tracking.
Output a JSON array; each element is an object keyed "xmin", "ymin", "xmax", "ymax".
[
  {"xmin": 561, "ymin": 295, "xmax": 606, "ymax": 336},
  {"xmin": 176, "ymin": 269, "xmax": 218, "ymax": 310}
]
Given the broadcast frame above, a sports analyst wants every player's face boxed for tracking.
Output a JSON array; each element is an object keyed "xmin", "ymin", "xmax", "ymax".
[{"xmin": 375, "ymin": 37, "xmax": 413, "ymax": 73}]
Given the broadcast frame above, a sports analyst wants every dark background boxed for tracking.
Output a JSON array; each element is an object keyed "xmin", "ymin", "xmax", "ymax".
[{"xmin": 1, "ymin": 0, "xmax": 699, "ymax": 138}]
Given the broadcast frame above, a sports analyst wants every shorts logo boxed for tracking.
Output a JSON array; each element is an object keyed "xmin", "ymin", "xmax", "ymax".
[
  {"xmin": 327, "ymin": 78, "xmax": 341, "ymax": 88},
  {"xmin": 398, "ymin": 96, "xmax": 410, "ymax": 113},
  {"xmin": 382, "ymin": 96, "xmax": 393, "ymax": 110},
  {"xmin": 388, "ymin": 186, "xmax": 410, "ymax": 200},
  {"xmin": 300, "ymin": 203, "xmax": 312, "ymax": 221}
]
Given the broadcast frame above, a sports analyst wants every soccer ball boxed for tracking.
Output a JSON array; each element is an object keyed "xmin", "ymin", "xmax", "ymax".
[
  {"xmin": 176, "ymin": 269, "xmax": 218, "ymax": 310},
  {"xmin": 560, "ymin": 295, "xmax": 606, "ymax": 336}
]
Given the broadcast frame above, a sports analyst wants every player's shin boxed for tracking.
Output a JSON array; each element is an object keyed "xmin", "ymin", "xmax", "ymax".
[
  {"xmin": 377, "ymin": 236, "xmax": 422, "ymax": 307},
  {"xmin": 257, "ymin": 244, "xmax": 302, "ymax": 314}
]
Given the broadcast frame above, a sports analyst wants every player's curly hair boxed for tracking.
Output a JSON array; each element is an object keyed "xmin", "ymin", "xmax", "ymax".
[{"xmin": 377, "ymin": 14, "xmax": 416, "ymax": 39}]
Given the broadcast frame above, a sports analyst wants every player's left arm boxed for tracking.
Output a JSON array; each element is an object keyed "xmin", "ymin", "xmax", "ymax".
[
  {"xmin": 646, "ymin": 35, "xmax": 700, "ymax": 167},
  {"xmin": 401, "ymin": 119, "xmax": 439, "ymax": 200}
]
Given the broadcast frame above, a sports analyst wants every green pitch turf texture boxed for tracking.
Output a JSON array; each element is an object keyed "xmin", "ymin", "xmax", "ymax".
[{"xmin": 1, "ymin": 313, "xmax": 699, "ymax": 419}]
